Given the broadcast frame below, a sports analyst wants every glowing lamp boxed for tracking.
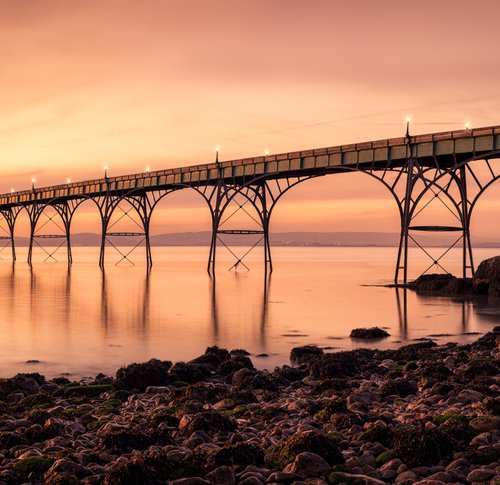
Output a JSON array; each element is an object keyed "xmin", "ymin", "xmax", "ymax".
[{"xmin": 465, "ymin": 121, "xmax": 471, "ymax": 130}]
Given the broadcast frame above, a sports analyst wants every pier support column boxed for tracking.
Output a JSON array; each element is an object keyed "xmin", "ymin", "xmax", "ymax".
[
  {"xmin": 98, "ymin": 193, "xmax": 153, "ymax": 269},
  {"xmin": 0, "ymin": 208, "xmax": 20, "ymax": 262},
  {"xmin": 27, "ymin": 201, "xmax": 79, "ymax": 265},
  {"xmin": 207, "ymin": 176, "xmax": 273, "ymax": 275},
  {"xmin": 394, "ymin": 125, "xmax": 474, "ymax": 285}
]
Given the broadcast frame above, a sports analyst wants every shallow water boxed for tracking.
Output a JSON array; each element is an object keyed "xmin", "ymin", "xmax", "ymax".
[{"xmin": 0, "ymin": 246, "xmax": 499, "ymax": 378}]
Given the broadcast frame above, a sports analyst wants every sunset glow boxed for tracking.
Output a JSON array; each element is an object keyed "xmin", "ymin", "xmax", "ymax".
[{"xmin": 1, "ymin": 0, "xmax": 500, "ymax": 237}]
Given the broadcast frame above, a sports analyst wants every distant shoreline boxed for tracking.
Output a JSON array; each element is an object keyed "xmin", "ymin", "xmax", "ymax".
[{"xmin": 8, "ymin": 230, "xmax": 500, "ymax": 249}]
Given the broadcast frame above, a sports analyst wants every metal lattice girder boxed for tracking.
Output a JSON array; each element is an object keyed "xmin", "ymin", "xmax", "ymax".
[
  {"xmin": 0, "ymin": 124, "xmax": 499, "ymax": 275},
  {"xmin": 1, "ymin": 125, "xmax": 500, "ymax": 208}
]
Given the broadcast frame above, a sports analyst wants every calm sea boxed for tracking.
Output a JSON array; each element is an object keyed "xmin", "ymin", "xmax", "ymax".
[{"xmin": 0, "ymin": 246, "xmax": 499, "ymax": 378}]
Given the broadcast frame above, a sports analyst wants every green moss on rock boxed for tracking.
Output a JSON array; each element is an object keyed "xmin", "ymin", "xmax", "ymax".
[
  {"xmin": 64, "ymin": 384, "xmax": 114, "ymax": 398},
  {"xmin": 13, "ymin": 455, "xmax": 55, "ymax": 476},
  {"xmin": 375, "ymin": 449, "xmax": 398, "ymax": 466},
  {"xmin": 265, "ymin": 430, "xmax": 343, "ymax": 469},
  {"xmin": 432, "ymin": 413, "xmax": 468, "ymax": 425}
]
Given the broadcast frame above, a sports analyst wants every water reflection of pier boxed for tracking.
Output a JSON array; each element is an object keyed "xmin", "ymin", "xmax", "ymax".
[
  {"xmin": 395, "ymin": 287, "xmax": 472, "ymax": 338},
  {"xmin": 100, "ymin": 269, "xmax": 151, "ymax": 334},
  {"xmin": 210, "ymin": 272, "xmax": 271, "ymax": 347}
]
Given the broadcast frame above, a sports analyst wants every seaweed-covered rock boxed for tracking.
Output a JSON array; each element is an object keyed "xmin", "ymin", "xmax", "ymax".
[
  {"xmin": 206, "ymin": 442, "xmax": 264, "ymax": 468},
  {"xmin": 307, "ymin": 351, "xmax": 361, "ymax": 378},
  {"xmin": 169, "ymin": 362, "xmax": 212, "ymax": 384},
  {"xmin": 179, "ymin": 411, "xmax": 236, "ymax": 436},
  {"xmin": 12, "ymin": 455, "xmax": 56, "ymax": 479},
  {"xmin": 100, "ymin": 427, "xmax": 153, "ymax": 452},
  {"xmin": 64, "ymin": 384, "xmax": 114, "ymax": 398},
  {"xmin": 290, "ymin": 345, "xmax": 324, "ymax": 365},
  {"xmin": 283, "ymin": 451, "xmax": 330, "ymax": 478},
  {"xmin": 274, "ymin": 365, "xmax": 308, "ymax": 384},
  {"xmin": 479, "ymin": 396, "xmax": 500, "ymax": 416},
  {"xmin": 391, "ymin": 424, "xmax": 452, "ymax": 467},
  {"xmin": 232, "ymin": 368, "xmax": 278, "ymax": 392},
  {"xmin": 190, "ymin": 346, "xmax": 230, "ymax": 370},
  {"xmin": 459, "ymin": 358, "xmax": 499, "ymax": 379},
  {"xmin": 116, "ymin": 359, "xmax": 172, "ymax": 391},
  {"xmin": 350, "ymin": 327, "xmax": 390, "ymax": 339},
  {"xmin": 265, "ymin": 430, "xmax": 343, "ymax": 469},
  {"xmin": 101, "ymin": 454, "xmax": 175, "ymax": 485},
  {"xmin": 408, "ymin": 273, "xmax": 472, "ymax": 294},
  {"xmin": 217, "ymin": 354, "xmax": 254, "ymax": 377},
  {"xmin": 357, "ymin": 423, "xmax": 393, "ymax": 447},
  {"xmin": 379, "ymin": 378, "xmax": 417, "ymax": 397},
  {"xmin": 0, "ymin": 374, "xmax": 43, "ymax": 399}
]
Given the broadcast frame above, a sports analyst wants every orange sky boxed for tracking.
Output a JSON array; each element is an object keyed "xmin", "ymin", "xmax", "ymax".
[{"xmin": 1, "ymin": 0, "xmax": 500, "ymax": 237}]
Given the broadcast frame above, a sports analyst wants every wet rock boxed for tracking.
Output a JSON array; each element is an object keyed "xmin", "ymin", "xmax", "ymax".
[
  {"xmin": 267, "ymin": 471, "xmax": 302, "ymax": 483},
  {"xmin": 115, "ymin": 358, "xmax": 172, "ymax": 391},
  {"xmin": 326, "ymin": 471, "xmax": 386, "ymax": 484},
  {"xmin": 43, "ymin": 458, "xmax": 86, "ymax": 483},
  {"xmin": 391, "ymin": 425, "xmax": 452, "ymax": 467},
  {"xmin": 473, "ymin": 255, "xmax": 500, "ymax": 298},
  {"xmin": 190, "ymin": 346, "xmax": 230, "ymax": 370},
  {"xmin": 350, "ymin": 327, "xmax": 390, "ymax": 339},
  {"xmin": 265, "ymin": 430, "xmax": 343, "ymax": 469},
  {"xmin": 307, "ymin": 351, "xmax": 362, "ymax": 378},
  {"xmin": 64, "ymin": 383, "xmax": 114, "ymax": 398},
  {"xmin": 169, "ymin": 479, "xmax": 211, "ymax": 485},
  {"xmin": 217, "ymin": 355, "xmax": 255, "ymax": 377},
  {"xmin": 179, "ymin": 411, "xmax": 236, "ymax": 436},
  {"xmin": 169, "ymin": 362, "xmax": 212, "ymax": 384},
  {"xmin": 0, "ymin": 374, "xmax": 43, "ymax": 399},
  {"xmin": 379, "ymin": 377, "xmax": 417, "ymax": 397},
  {"xmin": 274, "ymin": 365, "xmax": 308, "ymax": 384},
  {"xmin": 470, "ymin": 415, "xmax": 500, "ymax": 432},
  {"xmin": 290, "ymin": 345, "xmax": 324, "ymax": 365},
  {"xmin": 232, "ymin": 368, "xmax": 279, "ymax": 392},
  {"xmin": 206, "ymin": 465, "xmax": 235, "ymax": 485},
  {"xmin": 206, "ymin": 442, "xmax": 264, "ymax": 468},
  {"xmin": 239, "ymin": 477, "xmax": 265, "ymax": 485},
  {"xmin": 12, "ymin": 455, "xmax": 56, "ymax": 479},
  {"xmin": 408, "ymin": 273, "xmax": 472, "ymax": 295},
  {"xmin": 283, "ymin": 452, "xmax": 329, "ymax": 478},
  {"xmin": 100, "ymin": 427, "xmax": 153, "ymax": 451}
]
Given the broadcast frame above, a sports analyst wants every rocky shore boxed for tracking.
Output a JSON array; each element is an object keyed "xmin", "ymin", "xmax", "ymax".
[{"xmin": 0, "ymin": 329, "xmax": 499, "ymax": 485}]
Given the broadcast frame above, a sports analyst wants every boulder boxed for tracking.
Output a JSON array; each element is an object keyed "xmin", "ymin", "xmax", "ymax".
[
  {"xmin": 265, "ymin": 430, "xmax": 343, "ymax": 469},
  {"xmin": 115, "ymin": 359, "xmax": 172, "ymax": 391},
  {"xmin": 350, "ymin": 327, "xmax": 390, "ymax": 339},
  {"xmin": 179, "ymin": 411, "xmax": 236, "ymax": 436},
  {"xmin": 290, "ymin": 345, "xmax": 324, "ymax": 365},
  {"xmin": 474, "ymin": 255, "xmax": 500, "ymax": 298},
  {"xmin": 408, "ymin": 273, "xmax": 472, "ymax": 294},
  {"xmin": 283, "ymin": 451, "xmax": 329, "ymax": 478}
]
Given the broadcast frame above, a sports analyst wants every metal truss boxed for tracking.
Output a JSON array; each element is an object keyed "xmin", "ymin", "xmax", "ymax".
[
  {"xmin": 96, "ymin": 182, "xmax": 217, "ymax": 268},
  {"xmin": 0, "ymin": 206, "xmax": 21, "ymax": 261},
  {"xmin": 25, "ymin": 199, "xmax": 82, "ymax": 265},
  {"xmin": 1, "ymin": 139, "xmax": 499, "ymax": 283}
]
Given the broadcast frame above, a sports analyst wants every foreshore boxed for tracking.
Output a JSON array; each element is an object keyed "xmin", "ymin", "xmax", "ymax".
[{"xmin": 0, "ymin": 328, "xmax": 499, "ymax": 485}]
